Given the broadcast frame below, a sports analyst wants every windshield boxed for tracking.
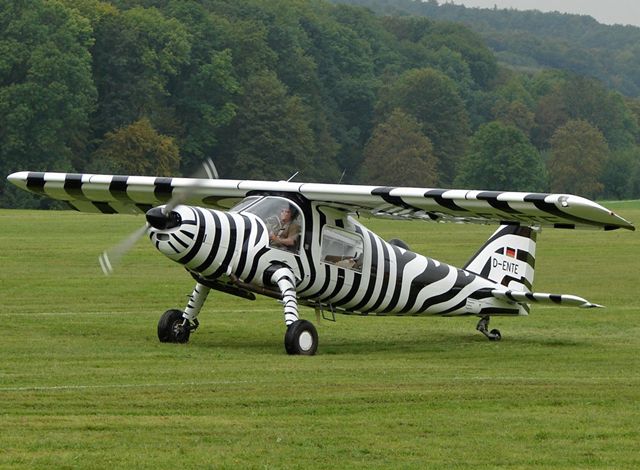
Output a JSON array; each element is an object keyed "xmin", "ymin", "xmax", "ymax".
[{"xmin": 241, "ymin": 197, "xmax": 303, "ymax": 253}]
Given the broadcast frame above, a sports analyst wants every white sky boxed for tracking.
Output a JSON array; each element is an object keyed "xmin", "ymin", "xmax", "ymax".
[{"xmin": 451, "ymin": 1, "xmax": 640, "ymax": 27}]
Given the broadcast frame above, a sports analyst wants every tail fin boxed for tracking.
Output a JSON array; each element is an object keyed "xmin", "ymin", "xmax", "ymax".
[{"xmin": 464, "ymin": 225, "xmax": 537, "ymax": 292}]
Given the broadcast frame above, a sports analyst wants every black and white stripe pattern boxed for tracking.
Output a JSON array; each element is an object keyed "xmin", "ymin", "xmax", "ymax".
[
  {"xmin": 270, "ymin": 267, "xmax": 299, "ymax": 326},
  {"xmin": 146, "ymin": 195, "xmax": 610, "ymax": 319},
  {"xmin": 7, "ymin": 171, "xmax": 634, "ymax": 231},
  {"xmin": 183, "ymin": 283, "xmax": 211, "ymax": 322},
  {"xmin": 7, "ymin": 171, "xmax": 626, "ymax": 322},
  {"xmin": 490, "ymin": 290, "xmax": 602, "ymax": 309}
]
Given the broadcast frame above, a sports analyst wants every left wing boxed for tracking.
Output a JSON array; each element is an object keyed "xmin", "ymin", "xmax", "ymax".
[{"xmin": 7, "ymin": 171, "xmax": 634, "ymax": 231}]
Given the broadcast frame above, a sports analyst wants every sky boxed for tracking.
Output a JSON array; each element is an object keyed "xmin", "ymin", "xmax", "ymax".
[{"xmin": 450, "ymin": 1, "xmax": 640, "ymax": 27}]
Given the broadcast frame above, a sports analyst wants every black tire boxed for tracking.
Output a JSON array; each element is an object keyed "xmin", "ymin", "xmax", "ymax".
[
  {"xmin": 284, "ymin": 320, "xmax": 318, "ymax": 355},
  {"xmin": 158, "ymin": 309, "xmax": 190, "ymax": 343},
  {"xmin": 489, "ymin": 328, "xmax": 502, "ymax": 341}
]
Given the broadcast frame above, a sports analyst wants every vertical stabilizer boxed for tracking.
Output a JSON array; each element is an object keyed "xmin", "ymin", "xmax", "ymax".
[{"xmin": 464, "ymin": 225, "xmax": 537, "ymax": 292}]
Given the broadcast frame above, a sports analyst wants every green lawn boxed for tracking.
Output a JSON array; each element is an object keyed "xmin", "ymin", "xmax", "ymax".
[{"xmin": 0, "ymin": 205, "xmax": 638, "ymax": 469}]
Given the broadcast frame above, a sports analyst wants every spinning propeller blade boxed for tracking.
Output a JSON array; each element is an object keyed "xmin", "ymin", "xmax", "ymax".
[
  {"xmin": 99, "ymin": 159, "xmax": 219, "ymax": 275},
  {"xmin": 99, "ymin": 223, "xmax": 150, "ymax": 275},
  {"xmin": 163, "ymin": 158, "xmax": 219, "ymax": 215}
]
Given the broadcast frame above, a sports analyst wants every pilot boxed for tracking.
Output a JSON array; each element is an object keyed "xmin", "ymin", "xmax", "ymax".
[{"xmin": 269, "ymin": 203, "xmax": 301, "ymax": 252}]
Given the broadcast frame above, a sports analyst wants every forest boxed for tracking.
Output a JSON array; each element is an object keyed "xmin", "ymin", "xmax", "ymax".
[
  {"xmin": 2, "ymin": 0, "xmax": 640, "ymax": 208},
  {"xmin": 341, "ymin": 0, "xmax": 640, "ymax": 97}
]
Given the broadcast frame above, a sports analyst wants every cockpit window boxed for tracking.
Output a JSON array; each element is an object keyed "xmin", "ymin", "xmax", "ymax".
[
  {"xmin": 229, "ymin": 196, "xmax": 261, "ymax": 213},
  {"xmin": 240, "ymin": 197, "xmax": 303, "ymax": 254},
  {"xmin": 321, "ymin": 226, "xmax": 364, "ymax": 272}
]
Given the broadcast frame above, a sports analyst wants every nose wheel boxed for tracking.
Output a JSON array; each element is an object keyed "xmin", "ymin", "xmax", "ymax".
[{"xmin": 158, "ymin": 309, "xmax": 196, "ymax": 343}]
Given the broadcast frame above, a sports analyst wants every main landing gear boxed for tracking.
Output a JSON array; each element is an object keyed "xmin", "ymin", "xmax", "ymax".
[
  {"xmin": 476, "ymin": 316, "xmax": 501, "ymax": 341},
  {"xmin": 156, "ymin": 269, "xmax": 319, "ymax": 355},
  {"xmin": 270, "ymin": 265, "xmax": 319, "ymax": 356}
]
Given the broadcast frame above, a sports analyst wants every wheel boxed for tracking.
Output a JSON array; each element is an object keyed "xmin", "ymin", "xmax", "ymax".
[
  {"xmin": 284, "ymin": 320, "xmax": 318, "ymax": 355},
  {"xmin": 489, "ymin": 328, "xmax": 502, "ymax": 341},
  {"xmin": 158, "ymin": 309, "xmax": 190, "ymax": 343}
]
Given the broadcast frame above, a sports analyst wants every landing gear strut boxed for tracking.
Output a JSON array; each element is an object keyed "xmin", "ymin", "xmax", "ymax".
[
  {"xmin": 270, "ymin": 264, "xmax": 318, "ymax": 355},
  {"xmin": 476, "ymin": 316, "xmax": 501, "ymax": 341},
  {"xmin": 157, "ymin": 282, "xmax": 210, "ymax": 343}
]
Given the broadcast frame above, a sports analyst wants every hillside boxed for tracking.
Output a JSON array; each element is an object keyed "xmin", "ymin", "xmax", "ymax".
[{"xmin": 335, "ymin": 0, "xmax": 640, "ymax": 97}]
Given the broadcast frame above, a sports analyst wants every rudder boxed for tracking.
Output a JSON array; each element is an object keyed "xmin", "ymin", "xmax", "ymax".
[{"xmin": 464, "ymin": 225, "xmax": 537, "ymax": 292}]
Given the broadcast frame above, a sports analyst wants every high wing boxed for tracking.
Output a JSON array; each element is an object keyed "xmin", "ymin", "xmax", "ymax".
[{"xmin": 7, "ymin": 171, "xmax": 635, "ymax": 231}]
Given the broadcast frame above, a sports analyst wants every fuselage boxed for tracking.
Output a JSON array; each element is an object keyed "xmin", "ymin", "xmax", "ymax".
[{"xmin": 147, "ymin": 197, "xmax": 520, "ymax": 317}]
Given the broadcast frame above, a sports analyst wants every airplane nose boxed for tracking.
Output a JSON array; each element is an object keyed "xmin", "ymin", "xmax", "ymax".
[{"xmin": 146, "ymin": 206, "xmax": 182, "ymax": 230}]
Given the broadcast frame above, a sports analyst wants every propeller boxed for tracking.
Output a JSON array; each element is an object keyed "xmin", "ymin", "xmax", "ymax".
[
  {"xmin": 163, "ymin": 158, "xmax": 218, "ymax": 215},
  {"xmin": 99, "ymin": 158, "xmax": 219, "ymax": 275},
  {"xmin": 99, "ymin": 223, "xmax": 150, "ymax": 275}
]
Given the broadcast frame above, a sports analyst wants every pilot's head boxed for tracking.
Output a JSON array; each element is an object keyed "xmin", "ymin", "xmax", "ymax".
[{"xmin": 280, "ymin": 203, "xmax": 298, "ymax": 223}]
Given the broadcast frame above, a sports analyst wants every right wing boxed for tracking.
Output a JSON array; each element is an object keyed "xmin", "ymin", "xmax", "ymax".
[{"xmin": 7, "ymin": 171, "xmax": 635, "ymax": 231}]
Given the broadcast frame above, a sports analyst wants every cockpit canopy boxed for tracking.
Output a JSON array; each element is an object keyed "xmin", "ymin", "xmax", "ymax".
[{"xmin": 231, "ymin": 196, "xmax": 303, "ymax": 253}]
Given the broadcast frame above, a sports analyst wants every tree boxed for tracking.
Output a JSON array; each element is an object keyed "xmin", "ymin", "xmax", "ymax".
[
  {"xmin": 360, "ymin": 109, "xmax": 438, "ymax": 186},
  {"xmin": 377, "ymin": 67, "xmax": 469, "ymax": 185},
  {"xmin": 601, "ymin": 148, "xmax": 640, "ymax": 199},
  {"xmin": 90, "ymin": 6, "xmax": 190, "ymax": 137},
  {"xmin": 224, "ymin": 71, "xmax": 319, "ymax": 181},
  {"xmin": 532, "ymin": 88, "xmax": 569, "ymax": 149},
  {"xmin": 493, "ymin": 99, "xmax": 535, "ymax": 137},
  {"xmin": 455, "ymin": 121, "xmax": 547, "ymax": 191},
  {"xmin": 560, "ymin": 76, "xmax": 638, "ymax": 150},
  {"xmin": 89, "ymin": 118, "xmax": 180, "ymax": 175},
  {"xmin": 419, "ymin": 22, "xmax": 497, "ymax": 88},
  {"xmin": 172, "ymin": 48, "xmax": 240, "ymax": 171},
  {"xmin": 548, "ymin": 119, "xmax": 608, "ymax": 198},
  {"xmin": 159, "ymin": 3, "xmax": 241, "ymax": 172},
  {"xmin": 0, "ymin": 0, "xmax": 96, "ymax": 207}
]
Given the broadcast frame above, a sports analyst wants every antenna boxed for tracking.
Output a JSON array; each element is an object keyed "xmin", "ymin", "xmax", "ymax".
[
  {"xmin": 338, "ymin": 169, "xmax": 346, "ymax": 184},
  {"xmin": 286, "ymin": 171, "xmax": 299, "ymax": 182}
]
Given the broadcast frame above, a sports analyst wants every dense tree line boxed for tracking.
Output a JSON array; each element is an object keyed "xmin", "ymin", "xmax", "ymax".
[
  {"xmin": 338, "ymin": 0, "xmax": 640, "ymax": 97},
  {"xmin": 2, "ymin": 0, "xmax": 639, "ymax": 209}
]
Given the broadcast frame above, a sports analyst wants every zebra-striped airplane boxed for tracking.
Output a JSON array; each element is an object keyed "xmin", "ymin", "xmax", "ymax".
[{"xmin": 7, "ymin": 169, "xmax": 635, "ymax": 354}]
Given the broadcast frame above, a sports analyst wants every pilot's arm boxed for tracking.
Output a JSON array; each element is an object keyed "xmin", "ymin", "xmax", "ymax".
[{"xmin": 270, "ymin": 223, "xmax": 300, "ymax": 249}]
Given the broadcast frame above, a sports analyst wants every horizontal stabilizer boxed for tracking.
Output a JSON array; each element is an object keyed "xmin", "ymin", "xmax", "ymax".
[{"xmin": 490, "ymin": 289, "xmax": 603, "ymax": 309}]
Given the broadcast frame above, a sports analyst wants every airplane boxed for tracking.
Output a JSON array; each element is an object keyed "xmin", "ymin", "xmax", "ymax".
[{"xmin": 6, "ymin": 168, "xmax": 635, "ymax": 355}]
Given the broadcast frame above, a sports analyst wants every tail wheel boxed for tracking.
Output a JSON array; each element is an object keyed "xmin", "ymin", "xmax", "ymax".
[
  {"xmin": 284, "ymin": 320, "xmax": 318, "ymax": 355},
  {"xmin": 158, "ymin": 309, "xmax": 191, "ymax": 343}
]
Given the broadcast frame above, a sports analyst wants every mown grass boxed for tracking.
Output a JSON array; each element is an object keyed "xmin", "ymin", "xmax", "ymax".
[{"xmin": 0, "ymin": 204, "xmax": 638, "ymax": 469}]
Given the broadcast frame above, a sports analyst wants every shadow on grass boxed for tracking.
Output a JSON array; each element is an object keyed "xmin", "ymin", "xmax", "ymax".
[{"xmin": 180, "ymin": 326, "xmax": 586, "ymax": 356}]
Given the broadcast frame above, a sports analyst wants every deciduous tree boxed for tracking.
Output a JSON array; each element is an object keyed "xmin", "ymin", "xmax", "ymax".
[
  {"xmin": 456, "ymin": 121, "xmax": 547, "ymax": 191},
  {"xmin": 377, "ymin": 67, "xmax": 469, "ymax": 185},
  {"xmin": 548, "ymin": 119, "xmax": 608, "ymax": 198},
  {"xmin": 89, "ymin": 118, "xmax": 180, "ymax": 175},
  {"xmin": 0, "ymin": 0, "xmax": 96, "ymax": 207},
  {"xmin": 360, "ymin": 109, "xmax": 438, "ymax": 186}
]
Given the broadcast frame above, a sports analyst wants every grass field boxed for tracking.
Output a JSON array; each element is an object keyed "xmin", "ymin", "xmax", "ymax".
[{"xmin": 1, "ymin": 203, "xmax": 638, "ymax": 469}]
